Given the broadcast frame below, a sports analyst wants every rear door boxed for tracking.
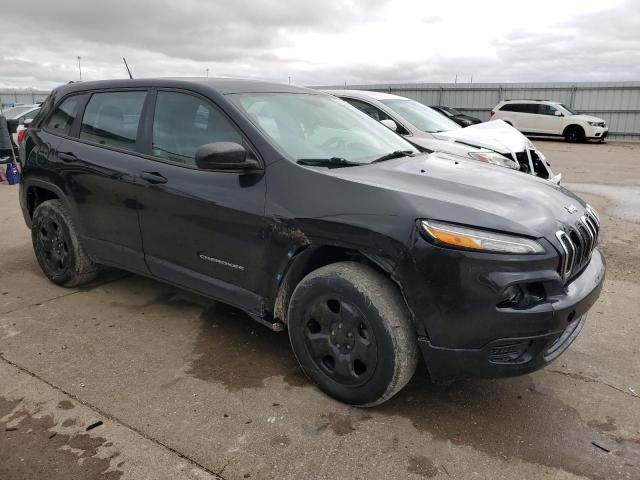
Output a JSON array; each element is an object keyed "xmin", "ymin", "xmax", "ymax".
[
  {"xmin": 134, "ymin": 89, "xmax": 267, "ymax": 313},
  {"xmin": 54, "ymin": 90, "xmax": 148, "ymax": 272}
]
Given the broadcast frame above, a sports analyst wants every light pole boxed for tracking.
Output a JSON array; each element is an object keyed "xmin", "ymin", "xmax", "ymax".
[
  {"xmin": 77, "ymin": 56, "xmax": 82, "ymax": 81},
  {"xmin": 288, "ymin": 76, "xmax": 291, "ymax": 84},
  {"xmin": 206, "ymin": 68, "xmax": 209, "ymax": 78}
]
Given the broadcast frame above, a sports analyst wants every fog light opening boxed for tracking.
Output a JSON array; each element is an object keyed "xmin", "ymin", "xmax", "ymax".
[
  {"xmin": 567, "ymin": 310, "xmax": 576, "ymax": 323},
  {"xmin": 497, "ymin": 285, "xmax": 524, "ymax": 308}
]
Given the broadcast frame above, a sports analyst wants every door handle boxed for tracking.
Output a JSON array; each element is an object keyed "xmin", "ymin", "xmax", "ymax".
[
  {"xmin": 140, "ymin": 171, "xmax": 168, "ymax": 184},
  {"xmin": 58, "ymin": 151, "xmax": 77, "ymax": 162}
]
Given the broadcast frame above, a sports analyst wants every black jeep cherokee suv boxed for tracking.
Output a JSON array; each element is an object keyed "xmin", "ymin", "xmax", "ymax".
[{"xmin": 19, "ymin": 78, "xmax": 605, "ymax": 406}]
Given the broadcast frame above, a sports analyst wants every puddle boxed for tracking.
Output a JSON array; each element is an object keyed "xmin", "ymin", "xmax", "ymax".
[
  {"xmin": 567, "ymin": 183, "xmax": 640, "ymax": 223},
  {"xmin": 378, "ymin": 374, "xmax": 640, "ymax": 480},
  {"xmin": 0, "ymin": 398, "xmax": 123, "ymax": 480},
  {"xmin": 186, "ymin": 302, "xmax": 305, "ymax": 391}
]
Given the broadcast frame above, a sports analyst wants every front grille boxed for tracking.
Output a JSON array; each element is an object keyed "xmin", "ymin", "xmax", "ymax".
[{"xmin": 556, "ymin": 208, "xmax": 600, "ymax": 281}]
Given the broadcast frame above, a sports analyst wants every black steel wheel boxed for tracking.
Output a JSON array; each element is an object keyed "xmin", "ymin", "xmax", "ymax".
[
  {"xmin": 288, "ymin": 262, "xmax": 418, "ymax": 406},
  {"xmin": 303, "ymin": 294, "xmax": 378, "ymax": 387},
  {"xmin": 31, "ymin": 200, "xmax": 98, "ymax": 287}
]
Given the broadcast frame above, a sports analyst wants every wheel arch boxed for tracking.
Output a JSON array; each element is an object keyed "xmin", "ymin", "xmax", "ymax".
[
  {"xmin": 271, "ymin": 244, "xmax": 402, "ymax": 325},
  {"xmin": 563, "ymin": 123, "xmax": 585, "ymax": 136}
]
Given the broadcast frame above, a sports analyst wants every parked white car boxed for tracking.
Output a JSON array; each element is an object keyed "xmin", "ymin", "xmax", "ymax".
[
  {"xmin": 0, "ymin": 104, "xmax": 41, "ymax": 145},
  {"xmin": 491, "ymin": 100, "xmax": 608, "ymax": 143},
  {"xmin": 323, "ymin": 89, "xmax": 559, "ymax": 182}
]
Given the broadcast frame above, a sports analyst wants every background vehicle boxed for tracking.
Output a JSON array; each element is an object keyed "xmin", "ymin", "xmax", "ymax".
[
  {"xmin": 0, "ymin": 104, "xmax": 41, "ymax": 145},
  {"xmin": 20, "ymin": 79, "xmax": 603, "ymax": 406},
  {"xmin": 323, "ymin": 90, "xmax": 557, "ymax": 181},
  {"xmin": 491, "ymin": 100, "xmax": 608, "ymax": 143},
  {"xmin": 430, "ymin": 105, "xmax": 482, "ymax": 126}
]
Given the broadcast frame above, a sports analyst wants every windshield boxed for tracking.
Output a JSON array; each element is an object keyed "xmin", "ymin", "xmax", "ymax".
[
  {"xmin": 1, "ymin": 106, "xmax": 35, "ymax": 118},
  {"xmin": 380, "ymin": 99, "xmax": 460, "ymax": 133},
  {"xmin": 231, "ymin": 93, "xmax": 418, "ymax": 164},
  {"xmin": 446, "ymin": 107, "xmax": 464, "ymax": 116},
  {"xmin": 557, "ymin": 104, "xmax": 577, "ymax": 115}
]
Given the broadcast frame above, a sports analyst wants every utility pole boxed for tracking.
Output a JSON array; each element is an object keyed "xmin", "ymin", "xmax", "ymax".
[
  {"xmin": 288, "ymin": 76, "xmax": 291, "ymax": 84},
  {"xmin": 470, "ymin": 74, "xmax": 473, "ymax": 84},
  {"xmin": 77, "ymin": 56, "xmax": 82, "ymax": 81},
  {"xmin": 454, "ymin": 74, "xmax": 458, "ymax": 84},
  {"xmin": 206, "ymin": 68, "xmax": 209, "ymax": 78}
]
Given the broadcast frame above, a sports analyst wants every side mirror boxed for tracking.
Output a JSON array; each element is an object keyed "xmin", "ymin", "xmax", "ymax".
[
  {"xmin": 554, "ymin": 110, "xmax": 562, "ymax": 117},
  {"xmin": 195, "ymin": 142, "xmax": 260, "ymax": 171},
  {"xmin": 380, "ymin": 119, "xmax": 398, "ymax": 132}
]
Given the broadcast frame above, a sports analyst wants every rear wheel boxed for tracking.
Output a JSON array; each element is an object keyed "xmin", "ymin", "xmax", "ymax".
[
  {"xmin": 287, "ymin": 262, "xmax": 418, "ymax": 406},
  {"xmin": 32, "ymin": 200, "xmax": 98, "ymax": 287},
  {"xmin": 564, "ymin": 125, "xmax": 585, "ymax": 143}
]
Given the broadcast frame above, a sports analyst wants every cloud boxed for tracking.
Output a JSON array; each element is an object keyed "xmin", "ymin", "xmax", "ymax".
[{"xmin": 0, "ymin": 0, "xmax": 638, "ymax": 89}]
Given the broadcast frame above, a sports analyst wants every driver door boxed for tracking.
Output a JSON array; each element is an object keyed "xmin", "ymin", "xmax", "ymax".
[{"xmin": 135, "ymin": 89, "xmax": 267, "ymax": 313}]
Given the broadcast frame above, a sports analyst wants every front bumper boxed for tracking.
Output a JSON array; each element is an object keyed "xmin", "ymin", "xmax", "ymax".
[
  {"xmin": 396, "ymin": 237, "xmax": 606, "ymax": 382},
  {"xmin": 587, "ymin": 126, "xmax": 608, "ymax": 140}
]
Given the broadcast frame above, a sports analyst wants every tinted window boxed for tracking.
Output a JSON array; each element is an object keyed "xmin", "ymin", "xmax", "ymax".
[
  {"xmin": 538, "ymin": 104, "xmax": 558, "ymax": 116},
  {"xmin": 80, "ymin": 91, "xmax": 146, "ymax": 151},
  {"xmin": 500, "ymin": 103, "xmax": 537, "ymax": 113},
  {"xmin": 342, "ymin": 98, "xmax": 391, "ymax": 122},
  {"xmin": 24, "ymin": 108, "xmax": 40, "ymax": 120},
  {"xmin": 152, "ymin": 91, "xmax": 242, "ymax": 166},
  {"xmin": 45, "ymin": 96, "xmax": 83, "ymax": 135}
]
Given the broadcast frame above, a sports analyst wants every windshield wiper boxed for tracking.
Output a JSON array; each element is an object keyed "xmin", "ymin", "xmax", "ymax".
[
  {"xmin": 370, "ymin": 150, "xmax": 415, "ymax": 163},
  {"xmin": 296, "ymin": 157, "xmax": 360, "ymax": 168}
]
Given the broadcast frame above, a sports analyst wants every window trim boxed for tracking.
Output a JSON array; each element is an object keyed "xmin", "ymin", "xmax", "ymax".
[{"xmin": 138, "ymin": 87, "xmax": 264, "ymax": 171}]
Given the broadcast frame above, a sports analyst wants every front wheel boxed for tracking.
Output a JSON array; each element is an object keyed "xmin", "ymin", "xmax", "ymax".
[
  {"xmin": 287, "ymin": 262, "xmax": 418, "ymax": 406},
  {"xmin": 564, "ymin": 125, "xmax": 585, "ymax": 143}
]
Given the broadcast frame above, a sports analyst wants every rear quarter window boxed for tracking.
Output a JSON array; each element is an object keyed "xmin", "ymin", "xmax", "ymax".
[{"xmin": 45, "ymin": 96, "xmax": 83, "ymax": 135}]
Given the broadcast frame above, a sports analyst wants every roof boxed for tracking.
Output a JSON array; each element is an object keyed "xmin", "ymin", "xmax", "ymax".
[
  {"xmin": 321, "ymin": 89, "xmax": 408, "ymax": 101},
  {"xmin": 54, "ymin": 77, "xmax": 316, "ymax": 97},
  {"xmin": 499, "ymin": 99, "xmax": 559, "ymax": 104}
]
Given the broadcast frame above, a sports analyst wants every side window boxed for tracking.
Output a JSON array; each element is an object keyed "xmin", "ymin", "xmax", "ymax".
[
  {"xmin": 537, "ymin": 104, "xmax": 557, "ymax": 116},
  {"xmin": 45, "ymin": 96, "xmax": 82, "ymax": 135},
  {"xmin": 24, "ymin": 109, "xmax": 40, "ymax": 120},
  {"xmin": 152, "ymin": 91, "xmax": 243, "ymax": 166},
  {"xmin": 342, "ymin": 98, "xmax": 390, "ymax": 122},
  {"xmin": 80, "ymin": 91, "xmax": 146, "ymax": 151}
]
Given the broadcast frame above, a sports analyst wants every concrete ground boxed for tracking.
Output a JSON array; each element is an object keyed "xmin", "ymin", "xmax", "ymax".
[{"xmin": 1, "ymin": 140, "xmax": 639, "ymax": 480}]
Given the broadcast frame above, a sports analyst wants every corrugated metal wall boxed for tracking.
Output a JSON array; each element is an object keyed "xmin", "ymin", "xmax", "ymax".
[
  {"xmin": 0, "ymin": 90, "xmax": 50, "ymax": 112},
  {"xmin": 316, "ymin": 81, "xmax": 640, "ymax": 141}
]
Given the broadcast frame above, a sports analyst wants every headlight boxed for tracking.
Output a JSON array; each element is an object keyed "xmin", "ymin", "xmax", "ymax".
[
  {"xmin": 588, "ymin": 121, "xmax": 604, "ymax": 127},
  {"xmin": 468, "ymin": 152, "xmax": 519, "ymax": 170},
  {"xmin": 421, "ymin": 220, "xmax": 545, "ymax": 254}
]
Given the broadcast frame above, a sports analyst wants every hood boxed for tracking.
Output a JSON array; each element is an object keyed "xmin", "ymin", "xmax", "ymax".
[
  {"xmin": 433, "ymin": 119, "xmax": 532, "ymax": 155},
  {"xmin": 325, "ymin": 152, "xmax": 585, "ymax": 239},
  {"xmin": 406, "ymin": 136, "xmax": 490, "ymax": 159},
  {"xmin": 570, "ymin": 114, "xmax": 606, "ymax": 123}
]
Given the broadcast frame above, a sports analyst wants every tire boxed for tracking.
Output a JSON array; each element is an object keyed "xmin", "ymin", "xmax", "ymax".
[
  {"xmin": 31, "ymin": 200, "xmax": 98, "ymax": 287},
  {"xmin": 564, "ymin": 125, "xmax": 585, "ymax": 143},
  {"xmin": 287, "ymin": 262, "xmax": 418, "ymax": 406}
]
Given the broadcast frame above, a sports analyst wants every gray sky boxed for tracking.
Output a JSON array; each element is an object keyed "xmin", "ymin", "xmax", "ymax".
[{"xmin": 1, "ymin": 0, "xmax": 639, "ymax": 89}]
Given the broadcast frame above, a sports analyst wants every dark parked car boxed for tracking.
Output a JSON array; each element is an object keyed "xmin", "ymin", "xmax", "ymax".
[
  {"xmin": 430, "ymin": 106, "xmax": 482, "ymax": 127},
  {"xmin": 19, "ymin": 78, "xmax": 605, "ymax": 406}
]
